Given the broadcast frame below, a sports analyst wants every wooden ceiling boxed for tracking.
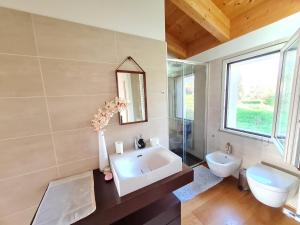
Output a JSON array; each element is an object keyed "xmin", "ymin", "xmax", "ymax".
[{"xmin": 166, "ymin": 0, "xmax": 300, "ymax": 59}]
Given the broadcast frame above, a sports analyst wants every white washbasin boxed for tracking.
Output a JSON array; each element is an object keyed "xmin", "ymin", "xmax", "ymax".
[
  {"xmin": 110, "ymin": 146, "xmax": 182, "ymax": 197},
  {"xmin": 206, "ymin": 151, "xmax": 242, "ymax": 177}
]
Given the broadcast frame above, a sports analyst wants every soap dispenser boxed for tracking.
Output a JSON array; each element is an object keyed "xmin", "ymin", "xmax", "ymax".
[{"xmin": 135, "ymin": 135, "xmax": 146, "ymax": 149}]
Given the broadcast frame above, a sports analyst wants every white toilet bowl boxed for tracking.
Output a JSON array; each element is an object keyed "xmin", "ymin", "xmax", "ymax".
[
  {"xmin": 206, "ymin": 151, "xmax": 242, "ymax": 177},
  {"xmin": 246, "ymin": 164, "xmax": 299, "ymax": 208}
]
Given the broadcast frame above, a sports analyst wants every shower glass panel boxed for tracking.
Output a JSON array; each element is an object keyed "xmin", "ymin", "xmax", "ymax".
[
  {"xmin": 168, "ymin": 60, "xmax": 206, "ymax": 167},
  {"xmin": 168, "ymin": 61, "xmax": 184, "ymax": 161}
]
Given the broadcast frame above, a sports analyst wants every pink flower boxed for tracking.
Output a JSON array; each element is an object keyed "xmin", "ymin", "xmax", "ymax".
[{"xmin": 91, "ymin": 97, "xmax": 128, "ymax": 131}]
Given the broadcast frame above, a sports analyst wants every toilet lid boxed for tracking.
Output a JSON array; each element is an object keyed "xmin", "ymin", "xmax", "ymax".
[{"xmin": 246, "ymin": 164, "xmax": 298, "ymax": 193}]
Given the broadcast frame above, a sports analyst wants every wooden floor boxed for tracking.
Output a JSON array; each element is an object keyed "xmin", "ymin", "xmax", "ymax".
[{"xmin": 181, "ymin": 177, "xmax": 298, "ymax": 225}]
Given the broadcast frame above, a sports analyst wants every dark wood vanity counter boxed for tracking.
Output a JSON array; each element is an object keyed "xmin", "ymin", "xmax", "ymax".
[{"xmin": 74, "ymin": 164, "xmax": 193, "ymax": 225}]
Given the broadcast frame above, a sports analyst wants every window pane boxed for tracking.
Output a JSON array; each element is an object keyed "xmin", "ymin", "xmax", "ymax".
[
  {"xmin": 226, "ymin": 52, "xmax": 280, "ymax": 136},
  {"xmin": 275, "ymin": 40, "xmax": 298, "ymax": 147}
]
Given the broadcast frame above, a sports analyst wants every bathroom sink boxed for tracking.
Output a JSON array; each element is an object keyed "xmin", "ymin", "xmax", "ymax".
[{"xmin": 110, "ymin": 146, "xmax": 182, "ymax": 197}]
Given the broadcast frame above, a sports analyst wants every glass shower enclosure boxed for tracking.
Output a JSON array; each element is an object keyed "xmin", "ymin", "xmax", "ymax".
[{"xmin": 167, "ymin": 60, "xmax": 207, "ymax": 167}]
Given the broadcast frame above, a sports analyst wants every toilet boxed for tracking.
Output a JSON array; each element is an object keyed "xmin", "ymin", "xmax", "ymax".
[{"xmin": 246, "ymin": 164, "xmax": 299, "ymax": 208}]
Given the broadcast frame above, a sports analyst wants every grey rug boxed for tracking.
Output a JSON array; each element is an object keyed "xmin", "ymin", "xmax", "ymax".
[{"xmin": 173, "ymin": 165, "xmax": 223, "ymax": 202}]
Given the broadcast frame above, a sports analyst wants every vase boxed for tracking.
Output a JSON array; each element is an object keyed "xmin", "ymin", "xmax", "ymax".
[{"xmin": 98, "ymin": 130, "xmax": 109, "ymax": 171}]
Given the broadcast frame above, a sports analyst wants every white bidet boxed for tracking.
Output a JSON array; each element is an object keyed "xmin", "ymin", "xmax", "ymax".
[{"xmin": 206, "ymin": 151, "xmax": 241, "ymax": 177}]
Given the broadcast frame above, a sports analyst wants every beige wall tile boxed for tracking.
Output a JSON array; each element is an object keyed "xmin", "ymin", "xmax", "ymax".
[
  {"xmin": 101, "ymin": 124, "xmax": 129, "ymax": 153},
  {"xmin": 146, "ymin": 68, "xmax": 167, "ymax": 93},
  {"xmin": 59, "ymin": 157, "xmax": 98, "ymax": 178},
  {"xmin": 104, "ymin": 118, "xmax": 169, "ymax": 153},
  {"xmin": 116, "ymin": 32, "xmax": 167, "ymax": 71},
  {"xmin": 0, "ymin": 7, "xmax": 36, "ymax": 55},
  {"xmin": 0, "ymin": 135, "xmax": 56, "ymax": 179},
  {"xmin": 40, "ymin": 58, "xmax": 117, "ymax": 96},
  {"xmin": 0, "ymin": 8, "xmax": 169, "ymax": 222},
  {"xmin": 146, "ymin": 118, "xmax": 169, "ymax": 148},
  {"xmin": 147, "ymin": 92, "xmax": 168, "ymax": 119},
  {"xmin": 0, "ymin": 206, "xmax": 37, "ymax": 225},
  {"xmin": 0, "ymin": 55, "xmax": 43, "ymax": 97},
  {"xmin": 47, "ymin": 94, "xmax": 118, "ymax": 131},
  {"xmin": 53, "ymin": 128, "xmax": 98, "ymax": 164},
  {"xmin": 0, "ymin": 98, "xmax": 50, "ymax": 140},
  {"xmin": 33, "ymin": 15, "xmax": 117, "ymax": 63},
  {"xmin": 0, "ymin": 168, "xmax": 58, "ymax": 217}
]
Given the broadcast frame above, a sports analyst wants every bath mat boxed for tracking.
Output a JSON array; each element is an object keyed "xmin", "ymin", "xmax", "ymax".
[{"xmin": 173, "ymin": 165, "xmax": 223, "ymax": 202}]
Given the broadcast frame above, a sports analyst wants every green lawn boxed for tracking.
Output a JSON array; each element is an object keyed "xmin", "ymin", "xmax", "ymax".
[
  {"xmin": 184, "ymin": 93, "xmax": 283, "ymax": 137},
  {"xmin": 236, "ymin": 107, "xmax": 273, "ymax": 135}
]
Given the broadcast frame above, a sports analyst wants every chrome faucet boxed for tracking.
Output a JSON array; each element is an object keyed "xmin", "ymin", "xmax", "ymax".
[
  {"xmin": 225, "ymin": 142, "xmax": 232, "ymax": 154},
  {"xmin": 134, "ymin": 137, "xmax": 139, "ymax": 150}
]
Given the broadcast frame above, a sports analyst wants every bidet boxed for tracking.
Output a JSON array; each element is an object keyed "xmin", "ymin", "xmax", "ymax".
[{"xmin": 206, "ymin": 151, "xmax": 241, "ymax": 177}]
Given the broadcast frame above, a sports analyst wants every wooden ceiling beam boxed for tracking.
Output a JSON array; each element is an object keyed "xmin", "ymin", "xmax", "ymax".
[
  {"xmin": 166, "ymin": 32, "xmax": 187, "ymax": 59},
  {"xmin": 187, "ymin": 33, "xmax": 220, "ymax": 57},
  {"xmin": 212, "ymin": 0, "xmax": 266, "ymax": 19},
  {"xmin": 170, "ymin": 0, "xmax": 230, "ymax": 42},
  {"xmin": 165, "ymin": 0, "xmax": 300, "ymax": 58}
]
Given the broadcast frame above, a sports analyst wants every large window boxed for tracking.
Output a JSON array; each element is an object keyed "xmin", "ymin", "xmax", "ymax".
[{"xmin": 224, "ymin": 51, "xmax": 281, "ymax": 137}]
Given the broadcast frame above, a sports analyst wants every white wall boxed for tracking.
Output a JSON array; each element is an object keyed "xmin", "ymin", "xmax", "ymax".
[
  {"xmin": 207, "ymin": 58, "xmax": 300, "ymax": 175},
  {"xmin": 207, "ymin": 57, "xmax": 300, "ymax": 209},
  {"xmin": 199, "ymin": 12, "xmax": 300, "ymax": 174},
  {"xmin": 0, "ymin": 0, "xmax": 165, "ymax": 41},
  {"xmin": 199, "ymin": 14, "xmax": 300, "ymax": 209},
  {"xmin": 189, "ymin": 12, "xmax": 300, "ymax": 63}
]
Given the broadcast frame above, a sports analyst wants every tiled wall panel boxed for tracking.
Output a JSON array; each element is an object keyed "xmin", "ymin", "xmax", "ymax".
[{"xmin": 0, "ymin": 7, "xmax": 167, "ymax": 223}]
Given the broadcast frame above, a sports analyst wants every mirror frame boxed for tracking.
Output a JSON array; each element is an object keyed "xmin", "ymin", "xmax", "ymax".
[{"xmin": 115, "ymin": 69, "xmax": 148, "ymax": 125}]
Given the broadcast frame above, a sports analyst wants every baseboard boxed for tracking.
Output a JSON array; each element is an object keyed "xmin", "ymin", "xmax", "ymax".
[{"xmin": 284, "ymin": 204, "xmax": 297, "ymax": 213}]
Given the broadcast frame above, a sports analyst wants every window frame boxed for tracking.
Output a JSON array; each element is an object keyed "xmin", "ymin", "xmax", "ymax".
[
  {"xmin": 220, "ymin": 44, "xmax": 284, "ymax": 141},
  {"xmin": 272, "ymin": 30, "xmax": 300, "ymax": 160}
]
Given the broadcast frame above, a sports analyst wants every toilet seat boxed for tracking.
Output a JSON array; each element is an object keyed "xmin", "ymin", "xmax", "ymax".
[{"xmin": 247, "ymin": 164, "xmax": 297, "ymax": 193}]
